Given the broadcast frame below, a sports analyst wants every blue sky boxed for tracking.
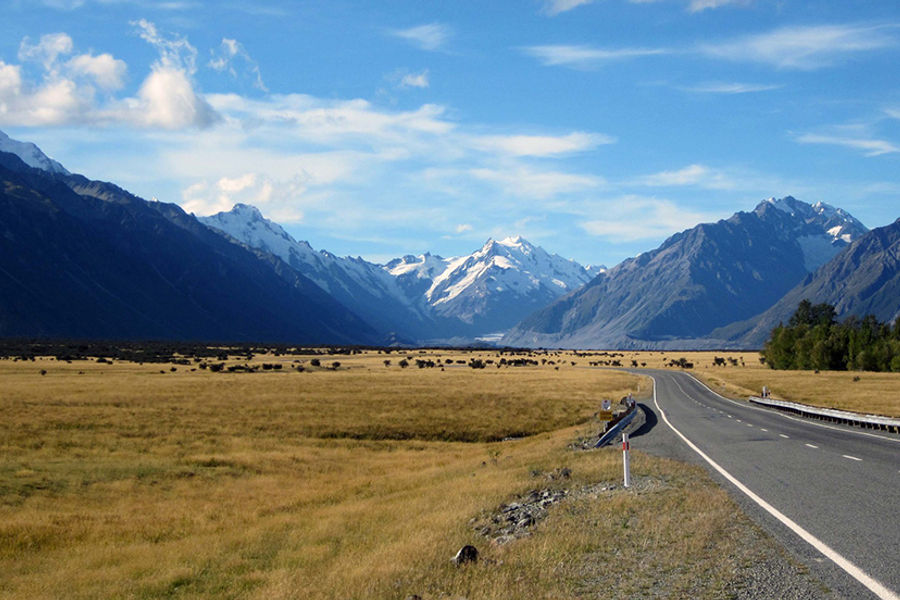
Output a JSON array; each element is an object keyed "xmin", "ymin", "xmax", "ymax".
[{"xmin": 1, "ymin": 0, "xmax": 899, "ymax": 266}]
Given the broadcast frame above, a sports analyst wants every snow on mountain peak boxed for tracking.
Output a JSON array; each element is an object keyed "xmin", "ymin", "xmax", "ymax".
[
  {"xmin": 230, "ymin": 203, "xmax": 264, "ymax": 220},
  {"xmin": 199, "ymin": 204, "xmax": 313, "ymax": 267},
  {"xmin": 417, "ymin": 236, "xmax": 596, "ymax": 306},
  {"xmin": 754, "ymin": 196, "xmax": 868, "ymax": 271},
  {"xmin": 499, "ymin": 235, "xmax": 527, "ymax": 247},
  {"xmin": 0, "ymin": 130, "xmax": 70, "ymax": 175},
  {"xmin": 763, "ymin": 195, "xmax": 805, "ymax": 215}
]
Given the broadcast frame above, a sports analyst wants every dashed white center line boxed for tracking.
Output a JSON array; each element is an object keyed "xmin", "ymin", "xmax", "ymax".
[
  {"xmin": 746, "ymin": 423, "xmax": 753, "ymax": 427},
  {"xmin": 727, "ymin": 415, "xmax": 733, "ymax": 418},
  {"xmin": 843, "ymin": 455, "xmax": 862, "ymax": 462},
  {"xmin": 760, "ymin": 428, "xmax": 768, "ymax": 432},
  {"xmin": 805, "ymin": 443, "xmax": 819, "ymax": 449},
  {"xmin": 779, "ymin": 434, "xmax": 790, "ymax": 438}
]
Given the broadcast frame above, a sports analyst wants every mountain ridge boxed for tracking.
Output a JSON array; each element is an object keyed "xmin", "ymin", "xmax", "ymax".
[
  {"xmin": 502, "ymin": 196, "xmax": 870, "ymax": 349},
  {"xmin": 0, "ymin": 141, "xmax": 381, "ymax": 345},
  {"xmin": 1, "ymin": 129, "xmax": 893, "ymax": 350},
  {"xmin": 719, "ymin": 218, "xmax": 900, "ymax": 347},
  {"xmin": 200, "ymin": 203, "xmax": 600, "ymax": 342}
]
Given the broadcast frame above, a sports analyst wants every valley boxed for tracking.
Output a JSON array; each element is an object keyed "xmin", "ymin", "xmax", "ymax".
[{"xmin": 3, "ymin": 347, "xmax": 897, "ymax": 598}]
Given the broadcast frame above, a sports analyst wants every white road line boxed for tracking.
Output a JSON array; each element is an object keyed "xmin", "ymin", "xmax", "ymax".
[
  {"xmin": 843, "ymin": 455, "xmax": 863, "ymax": 462},
  {"xmin": 650, "ymin": 375, "xmax": 899, "ymax": 600},
  {"xmin": 746, "ymin": 423, "xmax": 753, "ymax": 427},
  {"xmin": 760, "ymin": 428, "xmax": 769, "ymax": 432},
  {"xmin": 736, "ymin": 419, "xmax": 743, "ymax": 422},
  {"xmin": 779, "ymin": 434, "xmax": 790, "ymax": 439},
  {"xmin": 805, "ymin": 443, "xmax": 819, "ymax": 449}
]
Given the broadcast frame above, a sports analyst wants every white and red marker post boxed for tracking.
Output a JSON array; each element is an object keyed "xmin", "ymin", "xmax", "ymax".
[{"xmin": 622, "ymin": 432, "xmax": 631, "ymax": 488}]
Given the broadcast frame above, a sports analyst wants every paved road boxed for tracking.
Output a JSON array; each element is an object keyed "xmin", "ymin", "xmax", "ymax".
[{"xmin": 631, "ymin": 369, "xmax": 900, "ymax": 600}]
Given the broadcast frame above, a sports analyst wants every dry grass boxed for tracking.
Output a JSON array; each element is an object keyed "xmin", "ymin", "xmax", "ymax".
[
  {"xmin": 600, "ymin": 350, "xmax": 900, "ymax": 418},
  {"xmin": 692, "ymin": 367, "xmax": 900, "ymax": 418},
  {"xmin": 0, "ymin": 350, "xmax": 801, "ymax": 599}
]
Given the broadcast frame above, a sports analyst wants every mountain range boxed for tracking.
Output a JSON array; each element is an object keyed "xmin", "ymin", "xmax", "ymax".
[
  {"xmin": 0, "ymin": 140, "xmax": 380, "ymax": 344},
  {"xmin": 0, "ymin": 129, "xmax": 896, "ymax": 348},
  {"xmin": 502, "ymin": 196, "xmax": 870, "ymax": 349},
  {"xmin": 199, "ymin": 205, "xmax": 600, "ymax": 343},
  {"xmin": 718, "ymin": 218, "xmax": 900, "ymax": 347}
]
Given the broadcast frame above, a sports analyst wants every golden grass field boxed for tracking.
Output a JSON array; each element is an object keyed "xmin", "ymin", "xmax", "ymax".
[
  {"xmin": 605, "ymin": 350, "xmax": 900, "ymax": 418},
  {"xmin": 0, "ymin": 348, "xmax": 853, "ymax": 598}
]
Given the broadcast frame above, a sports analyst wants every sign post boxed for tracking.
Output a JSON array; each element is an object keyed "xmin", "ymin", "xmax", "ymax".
[{"xmin": 622, "ymin": 432, "xmax": 631, "ymax": 488}]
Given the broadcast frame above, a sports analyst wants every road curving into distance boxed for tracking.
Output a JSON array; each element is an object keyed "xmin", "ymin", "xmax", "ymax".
[{"xmin": 631, "ymin": 369, "xmax": 900, "ymax": 600}]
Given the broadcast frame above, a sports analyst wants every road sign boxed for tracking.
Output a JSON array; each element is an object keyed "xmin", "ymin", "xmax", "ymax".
[
  {"xmin": 601, "ymin": 399, "xmax": 611, "ymax": 411},
  {"xmin": 599, "ymin": 410, "xmax": 614, "ymax": 421}
]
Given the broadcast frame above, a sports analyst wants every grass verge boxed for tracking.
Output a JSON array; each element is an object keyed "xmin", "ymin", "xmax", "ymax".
[{"xmin": 1, "ymin": 350, "xmax": 825, "ymax": 598}]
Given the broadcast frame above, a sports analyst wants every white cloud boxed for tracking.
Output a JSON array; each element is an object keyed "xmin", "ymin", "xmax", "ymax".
[
  {"xmin": 181, "ymin": 172, "xmax": 305, "ymax": 221},
  {"xmin": 521, "ymin": 44, "xmax": 666, "ymax": 68},
  {"xmin": 637, "ymin": 164, "xmax": 736, "ymax": 189},
  {"xmin": 132, "ymin": 18, "xmax": 198, "ymax": 74},
  {"xmin": 455, "ymin": 223, "xmax": 473, "ymax": 233},
  {"xmin": 471, "ymin": 131, "xmax": 614, "ymax": 157},
  {"xmin": 679, "ymin": 81, "xmax": 781, "ymax": 94},
  {"xmin": 470, "ymin": 166, "xmax": 602, "ymax": 199},
  {"xmin": 581, "ymin": 196, "xmax": 719, "ymax": 241},
  {"xmin": 125, "ymin": 20, "xmax": 218, "ymax": 128},
  {"xmin": 0, "ymin": 25, "xmax": 217, "ymax": 129},
  {"xmin": 66, "ymin": 53, "xmax": 127, "ymax": 90},
  {"xmin": 39, "ymin": 0, "xmax": 86, "ymax": 8},
  {"xmin": 19, "ymin": 33, "xmax": 73, "ymax": 69},
  {"xmin": 0, "ymin": 56, "xmax": 91, "ymax": 126},
  {"xmin": 28, "ymin": 78, "xmax": 89, "ymax": 125},
  {"xmin": 542, "ymin": 0, "xmax": 593, "ymax": 16},
  {"xmin": 700, "ymin": 24, "xmax": 897, "ymax": 69},
  {"xmin": 0, "ymin": 61, "xmax": 24, "ymax": 100},
  {"xmin": 207, "ymin": 93, "xmax": 453, "ymax": 143},
  {"xmin": 400, "ymin": 70, "xmax": 429, "ymax": 88},
  {"xmin": 390, "ymin": 23, "xmax": 451, "ymax": 51},
  {"xmin": 129, "ymin": 65, "xmax": 218, "ymax": 129},
  {"xmin": 794, "ymin": 133, "xmax": 900, "ymax": 157},
  {"xmin": 688, "ymin": 0, "xmax": 749, "ymax": 12},
  {"xmin": 209, "ymin": 37, "xmax": 267, "ymax": 92}
]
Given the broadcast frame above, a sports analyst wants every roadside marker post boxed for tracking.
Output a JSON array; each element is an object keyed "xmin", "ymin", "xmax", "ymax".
[{"xmin": 622, "ymin": 432, "xmax": 631, "ymax": 488}]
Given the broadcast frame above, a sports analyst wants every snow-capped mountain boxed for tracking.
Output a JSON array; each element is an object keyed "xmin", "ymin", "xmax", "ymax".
[
  {"xmin": 726, "ymin": 218, "xmax": 900, "ymax": 347},
  {"xmin": 0, "ymin": 130, "xmax": 69, "ymax": 175},
  {"xmin": 504, "ymin": 196, "xmax": 869, "ymax": 349},
  {"xmin": 756, "ymin": 196, "xmax": 867, "ymax": 270},
  {"xmin": 201, "ymin": 204, "xmax": 601, "ymax": 342},
  {"xmin": 198, "ymin": 204, "xmax": 434, "ymax": 341},
  {"xmin": 387, "ymin": 236, "xmax": 602, "ymax": 333}
]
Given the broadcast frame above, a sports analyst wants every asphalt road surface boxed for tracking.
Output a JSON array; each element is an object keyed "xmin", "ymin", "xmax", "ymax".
[{"xmin": 631, "ymin": 369, "xmax": 900, "ymax": 600}]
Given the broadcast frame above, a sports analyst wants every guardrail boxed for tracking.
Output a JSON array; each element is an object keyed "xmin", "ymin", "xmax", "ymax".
[
  {"xmin": 749, "ymin": 396, "xmax": 900, "ymax": 434},
  {"xmin": 595, "ymin": 404, "xmax": 638, "ymax": 447}
]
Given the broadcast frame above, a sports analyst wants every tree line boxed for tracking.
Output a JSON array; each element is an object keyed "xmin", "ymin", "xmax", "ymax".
[{"xmin": 763, "ymin": 300, "xmax": 900, "ymax": 372}]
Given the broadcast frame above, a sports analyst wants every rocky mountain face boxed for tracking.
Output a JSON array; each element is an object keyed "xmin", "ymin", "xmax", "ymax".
[
  {"xmin": 0, "ymin": 144, "xmax": 381, "ymax": 344},
  {"xmin": 3, "ymin": 130, "xmax": 891, "ymax": 349},
  {"xmin": 721, "ymin": 219, "xmax": 900, "ymax": 347},
  {"xmin": 502, "ymin": 197, "xmax": 868, "ymax": 349},
  {"xmin": 199, "ymin": 204, "xmax": 435, "ymax": 342},
  {"xmin": 201, "ymin": 206, "xmax": 600, "ymax": 342}
]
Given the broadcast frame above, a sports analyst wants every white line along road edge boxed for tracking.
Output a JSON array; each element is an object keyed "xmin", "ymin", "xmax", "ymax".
[{"xmin": 650, "ymin": 375, "xmax": 899, "ymax": 600}]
